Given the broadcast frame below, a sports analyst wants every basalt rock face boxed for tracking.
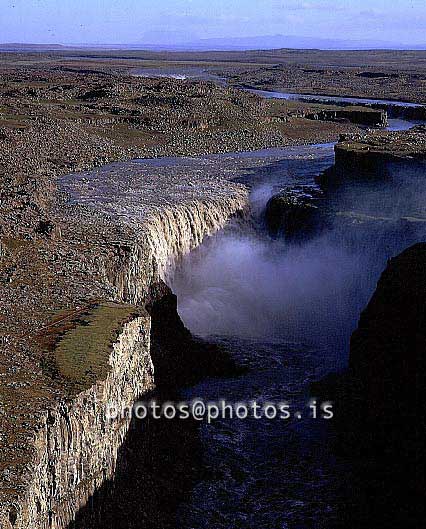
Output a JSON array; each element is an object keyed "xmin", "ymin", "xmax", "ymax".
[
  {"xmin": 349, "ymin": 243, "xmax": 425, "ymax": 437},
  {"xmin": 0, "ymin": 313, "xmax": 154, "ymax": 529},
  {"xmin": 0, "ymin": 160, "xmax": 249, "ymax": 529},
  {"xmin": 305, "ymin": 107, "xmax": 388, "ymax": 127},
  {"xmin": 148, "ymin": 284, "xmax": 237, "ymax": 390},
  {"xmin": 349, "ymin": 243, "xmax": 426, "ymax": 526},
  {"xmin": 372, "ymin": 102, "xmax": 426, "ymax": 121},
  {"xmin": 312, "ymin": 244, "xmax": 425, "ymax": 528},
  {"xmin": 264, "ymin": 185, "xmax": 327, "ymax": 238},
  {"xmin": 307, "ymin": 100, "xmax": 426, "ymax": 121}
]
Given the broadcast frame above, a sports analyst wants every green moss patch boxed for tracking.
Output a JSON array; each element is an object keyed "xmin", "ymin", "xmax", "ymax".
[{"xmin": 42, "ymin": 302, "xmax": 140, "ymax": 390}]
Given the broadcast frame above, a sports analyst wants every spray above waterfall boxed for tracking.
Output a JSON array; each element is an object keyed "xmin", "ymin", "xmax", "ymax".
[{"xmin": 170, "ymin": 157, "xmax": 426, "ymax": 367}]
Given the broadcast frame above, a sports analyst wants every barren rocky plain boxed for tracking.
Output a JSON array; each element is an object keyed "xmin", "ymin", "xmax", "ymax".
[{"xmin": 0, "ymin": 48, "xmax": 425, "ymax": 528}]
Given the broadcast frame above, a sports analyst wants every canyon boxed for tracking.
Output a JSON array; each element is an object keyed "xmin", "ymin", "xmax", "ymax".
[
  {"xmin": 0, "ymin": 49, "xmax": 425, "ymax": 528},
  {"xmin": 0, "ymin": 153, "xmax": 249, "ymax": 528}
]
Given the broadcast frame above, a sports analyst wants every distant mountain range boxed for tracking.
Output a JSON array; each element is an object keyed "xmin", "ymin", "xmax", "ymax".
[
  {"xmin": 175, "ymin": 35, "xmax": 426, "ymax": 51},
  {"xmin": 0, "ymin": 43, "xmax": 68, "ymax": 50},
  {"xmin": 1, "ymin": 35, "xmax": 425, "ymax": 52}
]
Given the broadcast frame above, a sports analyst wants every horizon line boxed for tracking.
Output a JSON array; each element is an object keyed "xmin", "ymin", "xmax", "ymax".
[{"xmin": 1, "ymin": 42, "xmax": 426, "ymax": 52}]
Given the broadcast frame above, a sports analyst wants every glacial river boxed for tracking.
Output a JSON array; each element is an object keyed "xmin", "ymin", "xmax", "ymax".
[
  {"xmin": 131, "ymin": 65, "xmax": 426, "ymax": 131},
  {"xmin": 246, "ymin": 87, "xmax": 423, "ymax": 108}
]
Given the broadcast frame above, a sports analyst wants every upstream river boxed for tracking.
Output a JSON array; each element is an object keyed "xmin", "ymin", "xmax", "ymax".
[
  {"xmin": 132, "ymin": 66, "xmax": 426, "ymax": 131},
  {"xmin": 70, "ymin": 75, "xmax": 426, "ymax": 529}
]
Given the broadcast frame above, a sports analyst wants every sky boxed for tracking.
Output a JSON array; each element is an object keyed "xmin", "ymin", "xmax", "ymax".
[{"xmin": 0, "ymin": 0, "xmax": 425, "ymax": 46}]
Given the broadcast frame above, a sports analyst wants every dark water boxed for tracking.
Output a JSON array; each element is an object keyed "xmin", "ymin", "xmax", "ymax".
[
  {"xmin": 174, "ymin": 338, "xmax": 346, "ymax": 529},
  {"xmin": 386, "ymin": 118, "xmax": 425, "ymax": 130}
]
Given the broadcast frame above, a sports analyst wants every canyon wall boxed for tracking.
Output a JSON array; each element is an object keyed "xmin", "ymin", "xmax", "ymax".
[
  {"xmin": 349, "ymin": 243, "xmax": 425, "ymax": 437},
  {"xmin": 347, "ymin": 243, "xmax": 425, "ymax": 526},
  {"xmin": 318, "ymin": 126, "xmax": 426, "ymax": 187},
  {"xmin": 305, "ymin": 107, "xmax": 387, "ymax": 127},
  {"xmin": 0, "ymin": 315, "xmax": 153, "ymax": 529},
  {"xmin": 0, "ymin": 164, "xmax": 248, "ymax": 529}
]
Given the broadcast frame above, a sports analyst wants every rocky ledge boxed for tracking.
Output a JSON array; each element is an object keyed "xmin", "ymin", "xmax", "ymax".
[
  {"xmin": 304, "ymin": 106, "xmax": 388, "ymax": 127},
  {"xmin": 319, "ymin": 126, "xmax": 426, "ymax": 186},
  {"xmin": 264, "ymin": 185, "xmax": 327, "ymax": 238}
]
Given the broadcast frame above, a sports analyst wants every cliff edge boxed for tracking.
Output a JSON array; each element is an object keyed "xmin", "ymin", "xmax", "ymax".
[{"xmin": 0, "ymin": 159, "xmax": 248, "ymax": 529}]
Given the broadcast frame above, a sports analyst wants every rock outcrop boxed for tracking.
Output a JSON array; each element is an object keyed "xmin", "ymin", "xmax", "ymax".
[
  {"xmin": 349, "ymin": 243, "xmax": 425, "ymax": 436},
  {"xmin": 314, "ymin": 244, "xmax": 425, "ymax": 528},
  {"xmin": 349, "ymin": 243, "xmax": 425, "ymax": 526},
  {"xmin": 305, "ymin": 106, "xmax": 388, "ymax": 127},
  {"xmin": 372, "ymin": 102, "xmax": 426, "ymax": 121},
  {"xmin": 318, "ymin": 126, "xmax": 426, "ymax": 187},
  {"xmin": 264, "ymin": 185, "xmax": 326, "ymax": 238},
  {"xmin": 0, "ymin": 310, "xmax": 154, "ymax": 529}
]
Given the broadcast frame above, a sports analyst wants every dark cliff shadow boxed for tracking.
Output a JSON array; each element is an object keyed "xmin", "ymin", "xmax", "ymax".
[
  {"xmin": 312, "ymin": 243, "xmax": 426, "ymax": 529},
  {"xmin": 69, "ymin": 401, "xmax": 203, "ymax": 529},
  {"xmin": 69, "ymin": 283, "xmax": 239, "ymax": 529}
]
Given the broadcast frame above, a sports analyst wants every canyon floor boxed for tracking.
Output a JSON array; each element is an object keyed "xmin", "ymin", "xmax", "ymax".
[{"xmin": 0, "ymin": 49, "xmax": 425, "ymax": 528}]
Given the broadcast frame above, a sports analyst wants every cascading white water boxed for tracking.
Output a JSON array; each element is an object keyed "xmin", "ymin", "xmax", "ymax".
[{"xmin": 144, "ymin": 196, "xmax": 248, "ymax": 284}]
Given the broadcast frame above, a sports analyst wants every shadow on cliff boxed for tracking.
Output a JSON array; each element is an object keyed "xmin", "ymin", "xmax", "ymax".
[
  {"xmin": 69, "ymin": 403, "xmax": 203, "ymax": 529},
  {"xmin": 311, "ymin": 244, "xmax": 426, "ymax": 529},
  {"xmin": 69, "ymin": 282, "xmax": 239, "ymax": 529},
  {"xmin": 311, "ymin": 162, "xmax": 426, "ymax": 528}
]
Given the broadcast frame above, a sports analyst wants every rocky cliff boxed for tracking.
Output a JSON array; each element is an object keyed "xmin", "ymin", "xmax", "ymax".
[
  {"xmin": 349, "ymin": 243, "xmax": 425, "ymax": 526},
  {"xmin": 305, "ymin": 106, "xmax": 388, "ymax": 127},
  {"xmin": 264, "ymin": 184, "xmax": 326, "ymax": 239},
  {"xmin": 313, "ymin": 244, "xmax": 425, "ymax": 527},
  {"xmin": 349, "ymin": 243, "xmax": 425, "ymax": 436},
  {"xmin": 0, "ymin": 160, "xmax": 248, "ymax": 529},
  {"xmin": 318, "ymin": 126, "xmax": 426, "ymax": 187},
  {"xmin": 0, "ymin": 311, "xmax": 153, "ymax": 529}
]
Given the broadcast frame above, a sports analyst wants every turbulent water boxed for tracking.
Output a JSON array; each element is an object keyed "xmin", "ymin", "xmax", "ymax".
[{"xmin": 168, "ymin": 147, "xmax": 426, "ymax": 528}]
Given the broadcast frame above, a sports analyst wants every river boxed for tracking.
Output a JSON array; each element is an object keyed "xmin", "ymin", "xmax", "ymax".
[
  {"xmin": 244, "ymin": 88, "xmax": 426, "ymax": 131},
  {"xmin": 131, "ymin": 65, "xmax": 426, "ymax": 131}
]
